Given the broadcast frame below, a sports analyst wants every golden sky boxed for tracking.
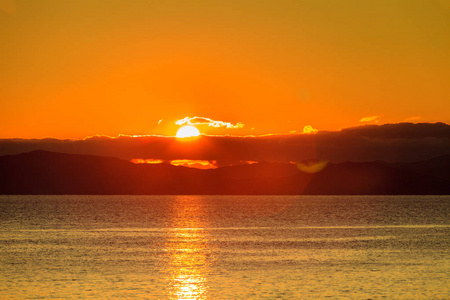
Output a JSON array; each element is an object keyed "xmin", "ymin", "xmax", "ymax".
[{"xmin": 1, "ymin": 0, "xmax": 449, "ymax": 138}]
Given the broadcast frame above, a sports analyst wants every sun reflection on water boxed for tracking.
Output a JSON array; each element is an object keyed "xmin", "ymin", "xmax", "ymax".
[{"xmin": 164, "ymin": 196, "xmax": 212, "ymax": 300}]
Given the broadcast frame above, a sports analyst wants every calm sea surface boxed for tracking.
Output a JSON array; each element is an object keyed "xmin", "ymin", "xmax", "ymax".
[{"xmin": 0, "ymin": 195, "xmax": 449, "ymax": 299}]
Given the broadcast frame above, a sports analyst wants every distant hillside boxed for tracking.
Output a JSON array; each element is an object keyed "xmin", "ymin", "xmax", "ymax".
[
  {"xmin": 0, "ymin": 151, "xmax": 449, "ymax": 195},
  {"xmin": 389, "ymin": 155, "xmax": 450, "ymax": 181}
]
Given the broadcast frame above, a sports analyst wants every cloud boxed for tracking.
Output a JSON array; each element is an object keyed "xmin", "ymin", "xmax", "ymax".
[
  {"xmin": 131, "ymin": 158, "xmax": 164, "ymax": 164},
  {"xmin": 131, "ymin": 158, "xmax": 220, "ymax": 170},
  {"xmin": 360, "ymin": 115, "xmax": 380, "ymax": 123},
  {"xmin": 0, "ymin": 123, "xmax": 449, "ymax": 164},
  {"xmin": 302, "ymin": 125, "xmax": 318, "ymax": 134},
  {"xmin": 176, "ymin": 116, "xmax": 244, "ymax": 129},
  {"xmin": 170, "ymin": 159, "xmax": 217, "ymax": 169}
]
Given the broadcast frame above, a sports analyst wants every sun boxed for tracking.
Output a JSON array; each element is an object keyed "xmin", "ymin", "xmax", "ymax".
[{"xmin": 176, "ymin": 125, "xmax": 201, "ymax": 138}]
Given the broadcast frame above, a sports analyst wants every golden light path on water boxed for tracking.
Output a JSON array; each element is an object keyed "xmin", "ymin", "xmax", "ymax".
[{"xmin": 164, "ymin": 196, "xmax": 212, "ymax": 300}]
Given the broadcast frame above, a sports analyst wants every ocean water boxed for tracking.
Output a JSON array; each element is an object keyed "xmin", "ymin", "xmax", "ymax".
[{"xmin": 0, "ymin": 195, "xmax": 449, "ymax": 299}]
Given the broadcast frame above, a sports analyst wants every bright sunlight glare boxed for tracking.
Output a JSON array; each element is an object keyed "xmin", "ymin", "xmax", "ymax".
[{"xmin": 176, "ymin": 125, "xmax": 201, "ymax": 138}]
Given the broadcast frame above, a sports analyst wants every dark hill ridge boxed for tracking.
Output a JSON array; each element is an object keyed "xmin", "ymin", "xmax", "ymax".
[
  {"xmin": 389, "ymin": 154, "xmax": 450, "ymax": 181},
  {"xmin": 0, "ymin": 150, "xmax": 449, "ymax": 195}
]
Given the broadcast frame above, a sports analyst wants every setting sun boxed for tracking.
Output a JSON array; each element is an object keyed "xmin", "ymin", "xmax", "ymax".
[{"xmin": 176, "ymin": 125, "xmax": 201, "ymax": 138}]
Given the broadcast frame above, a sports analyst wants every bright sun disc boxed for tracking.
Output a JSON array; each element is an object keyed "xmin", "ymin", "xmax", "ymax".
[{"xmin": 176, "ymin": 125, "xmax": 201, "ymax": 138}]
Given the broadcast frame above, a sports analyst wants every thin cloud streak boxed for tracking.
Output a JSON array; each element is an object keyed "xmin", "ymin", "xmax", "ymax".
[
  {"xmin": 170, "ymin": 159, "xmax": 217, "ymax": 169},
  {"xmin": 360, "ymin": 115, "xmax": 380, "ymax": 123},
  {"xmin": 130, "ymin": 158, "xmax": 164, "ymax": 164},
  {"xmin": 176, "ymin": 116, "xmax": 244, "ymax": 129}
]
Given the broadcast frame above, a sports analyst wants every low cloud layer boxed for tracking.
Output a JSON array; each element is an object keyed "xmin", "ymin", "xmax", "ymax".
[{"xmin": 1, "ymin": 123, "xmax": 449, "ymax": 164}]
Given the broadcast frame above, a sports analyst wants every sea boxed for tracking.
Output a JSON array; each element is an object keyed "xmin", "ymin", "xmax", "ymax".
[{"xmin": 0, "ymin": 195, "xmax": 449, "ymax": 299}]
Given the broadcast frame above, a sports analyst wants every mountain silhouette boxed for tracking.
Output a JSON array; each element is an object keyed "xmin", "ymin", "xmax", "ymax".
[{"xmin": 0, "ymin": 150, "xmax": 449, "ymax": 195}]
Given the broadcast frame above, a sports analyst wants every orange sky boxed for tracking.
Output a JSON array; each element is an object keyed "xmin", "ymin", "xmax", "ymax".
[{"xmin": 1, "ymin": 0, "xmax": 449, "ymax": 138}]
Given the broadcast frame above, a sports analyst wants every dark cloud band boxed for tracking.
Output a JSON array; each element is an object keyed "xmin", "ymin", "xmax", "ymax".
[{"xmin": 1, "ymin": 123, "xmax": 449, "ymax": 164}]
